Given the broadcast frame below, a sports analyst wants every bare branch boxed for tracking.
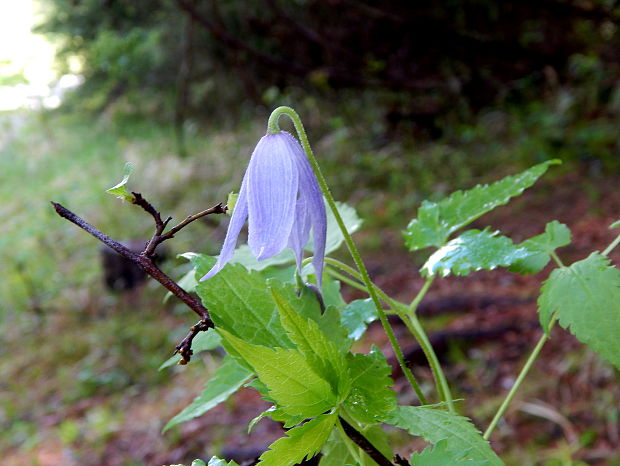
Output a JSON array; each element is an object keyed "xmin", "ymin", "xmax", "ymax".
[{"xmin": 51, "ymin": 201, "xmax": 212, "ymax": 325}]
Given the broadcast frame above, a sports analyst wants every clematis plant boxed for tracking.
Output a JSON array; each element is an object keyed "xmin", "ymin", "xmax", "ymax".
[
  {"xmin": 199, "ymin": 130, "xmax": 327, "ymax": 286},
  {"xmin": 75, "ymin": 105, "xmax": 620, "ymax": 465}
]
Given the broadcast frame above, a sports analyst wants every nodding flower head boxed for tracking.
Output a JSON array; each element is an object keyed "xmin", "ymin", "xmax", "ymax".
[{"xmin": 200, "ymin": 131, "xmax": 327, "ymax": 287}]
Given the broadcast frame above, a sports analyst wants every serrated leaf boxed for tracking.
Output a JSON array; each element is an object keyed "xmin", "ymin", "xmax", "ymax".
[
  {"xmin": 538, "ymin": 252, "xmax": 620, "ymax": 369},
  {"xmin": 187, "ymin": 253, "xmax": 293, "ymax": 349},
  {"xmin": 258, "ymin": 413, "xmax": 337, "ymax": 466},
  {"xmin": 207, "ymin": 457, "xmax": 240, "ymax": 466},
  {"xmin": 163, "ymin": 356, "xmax": 252, "ymax": 431},
  {"xmin": 231, "ymin": 201, "xmax": 362, "ymax": 271},
  {"xmin": 267, "ymin": 280, "xmax": 351, "ymax": 353},
  {"xmin": 219, "ymin": 330, "xmax": 337, "ymax": 418},
  {"xmin": 410, "ymin": 439, "xmax": 489, "ymax": 465},
  {"xmin": 319, "ymin": 430, "xmax": 356, "ymax": 466},
  {"xmin": 610, "ymin": 220, "xmax": 620, "ymax": 229},
  {"xmin": 421, "ymin": 229, "xmax": 533, "ymax": 277},
  {"xmin": 105, "ymin": 162, "xmax": 134, "ymax": 201},
  {"xmin": 341, "ymin": 299, "xmax": 379, "ymax": 340},
  {"xmin": 404, "ymin": 160, "xmax": 559, "ymax": 251},
  {"xmin": 345, "ymin": 346, "xmax": 396, "ymax": 424},
  {"xmin": 383, "ymin": 406, "xmax": 503, "ymax": 465},
  {"xmin": 270, "ymin": 287, "xmax": 350, "ymax": 400},
  {"xmin": 510, "ymin": 221, "xmax": 572, "ymax": 274},
  {"xmin": 159, "ymin": 328, "xmax": 222, "ymax": 370}
]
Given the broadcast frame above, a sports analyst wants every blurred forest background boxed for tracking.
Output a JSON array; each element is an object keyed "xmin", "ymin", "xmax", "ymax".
[{"xmin": 2, "ymin": 0, "xmax": 620, "ymax": 464}]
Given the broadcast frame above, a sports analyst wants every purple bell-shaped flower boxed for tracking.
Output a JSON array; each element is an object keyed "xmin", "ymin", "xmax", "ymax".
[{"xmin": 200, "ymin": 131, "xmax": 327, "ymax": 287}]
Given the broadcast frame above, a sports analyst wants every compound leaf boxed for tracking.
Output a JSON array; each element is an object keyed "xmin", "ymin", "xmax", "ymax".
[
  {"xmin": 510, "ymin": 221, "xmax": 571, "ymax": 274},
  {"xmin": 404, "ymin": 160, "xmax": 559, "ymax": 251},
  {"xmin": 384, "ymin": 406, "xmax": 503, "ymax": 465},
  {"xmin": 421, "ymin": 229, "xmax": 532, "ymax": 277},
  {"xmin": 258, "ymin": 413, "xmax": 337, "ymax": 466},
  {"xmin": 538, "ymin": 252, "xmax": 620, "ymax": 369},
  {"xmin": 410, "ymin": 439, "xmax": 489, "ymax": 465},
  {"xmin": 188, "ymin": 253, "xmax": 293, "ymax": 349},
  {"xmin": 219, "ymin": 330, "xmax": 336, "ymax": 418},
  {"xmin": 270, "ymin": 287, "xmax": 350, "ymax": 400},
  {"xmin": 341, "ymin": 299, "xmax": 379, "ymax": 341},
  {"xmin": 163, "ymin": 356, "xmax": 252, "ymax": 431}
]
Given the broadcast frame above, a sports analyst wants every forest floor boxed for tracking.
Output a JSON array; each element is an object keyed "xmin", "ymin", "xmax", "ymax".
[{"xmin": 2, "ymin": 111, "xmax": 620, "ymax": 466}]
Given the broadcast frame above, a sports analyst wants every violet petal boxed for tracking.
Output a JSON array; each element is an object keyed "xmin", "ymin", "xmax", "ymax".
[{"xmin": 247, "ymin": 134, "xmax": 299, "ymax": 260}]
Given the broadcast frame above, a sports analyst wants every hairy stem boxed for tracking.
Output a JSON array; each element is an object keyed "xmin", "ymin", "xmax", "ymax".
[
  {"xmin": 324, "ymin": 257, "xmax": 453, "ymax": 409},
  {"xmin": 483, "ymin": 313, "xmax": 558, "ymax": 440},
  {"xmin": 603, "ymin": 231, "xmax": 620, "ymax": 257},
  {"xmin": 268, "ymin": 106, "xmax": 425, "ymax": 402}
]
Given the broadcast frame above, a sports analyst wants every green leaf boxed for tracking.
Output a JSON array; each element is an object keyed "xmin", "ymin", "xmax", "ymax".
[
  {"xmin": 404, "ymin": 160, "xmax": 559, "ymax": 251},
  {"xmin": 226, "ymin": 191, "xmax": 238, "ymax": 216},
  {"xmin": 538, "ymin": 252, "xmax": 620, "ymax": 369},
  {"xmin": 323, "ymin": 201, "xmax": 363, "ymax": 255},
  {"xmin": 410, "ymin": 439, "xmax": 489, "ymax": 465},
  {"xmin": 610, "ymin": 220, "xmax": 620, "ymax": 229},
  {"xmin": 159, "ymin": 328, "xmax": 222, "ymax": 370},
  {"xmin": 207, "ymin": 457, "xmax": 240, "ymax": 466},
  {"xmin": 267, "ymin": 280, "xmax": 351, "ymax": 353},
  {"xmin": 258, "ymin": 412, "xmax": 337, "ymax": 466},
  {"xmin": 344, "ymin": 346, "xmax": 396, "ymax": 424},
  {"xmin": 231, "ymin": 201, "xmax": 362, "ymax": 271},
  {"xmin": 319, "ymin": 430, "xmax": 356, "ymax": 466},
  {"xmin": 270, "ymin": 287, "xmax": 350, "ymax": 400},
  {"xmin": 383, "ymin": 406, "xmax": 503, "ymax": 465},
  {"xmin": 510, "ymin": 221, "xmax": 572, "ymax": 274},
  {"xmin": 188, "ymin": 253, "xmax": 293, "ymax": 349},
  {"xmin": 105, "ymin": 162, "xmax": 134, "ymax": 201},
  {"xmin": 341, "ymin": 299, "xmax": 379, "ymax": 340},
  {"xmin": 163, "ymin": 356, "xmax": 252, "ymax": 431},
  {"xmin": 421, "ymin": 229, "xmax": 533, "ymax": 277},
  {"xmin": 219, "ymin": 330, "xmax": 337, "ymax": 418}
]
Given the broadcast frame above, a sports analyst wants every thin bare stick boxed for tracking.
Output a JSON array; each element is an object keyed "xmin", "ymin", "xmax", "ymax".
[
  {"xmin": 130, "ymin": 191, "xmax": 226, "ymax": 257},
  {"xmin": 51, "ymin": 201, "xmax": 213, "ymax": 324}
]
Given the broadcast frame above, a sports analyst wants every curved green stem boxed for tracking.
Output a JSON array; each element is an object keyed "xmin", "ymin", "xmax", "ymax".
[
  {"xmin": 483, "ymin": 313, "xmax": 558, "ymax": 440},
  {"xmin": 325, "ymin": 257, "xmax": 454, "ymax": 411},
  {"xmin": 603, "ymin": 232, "xmax": 620, "ymax": 257},
  {"xmin": 269, "ymin": 106, "xmax": 426, "ymax": 403},
  {"xmin": 409, "ymin": 277, "xmax": 434, "ymax": 313}
]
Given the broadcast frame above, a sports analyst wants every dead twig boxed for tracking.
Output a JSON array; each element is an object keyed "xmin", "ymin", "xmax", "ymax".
[{"xmin": 51, "ymin": 199, "xmax": 223, "ymax": 363}]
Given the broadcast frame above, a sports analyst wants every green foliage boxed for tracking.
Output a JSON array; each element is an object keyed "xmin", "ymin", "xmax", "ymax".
[
  {"xmin": 344, "ymin": 347, "xmax": 396, "ymax": 424},
  {"xmin": 610, "ymin": 220, "xmax": 620, "ymax": 229},
  {"xmin": 219, "ymin": 330, "xmax": 337, "ymax": 418},
  {"xmin": 258, "ymin": 413, "xmax": 337, "ymax": 466},
  {"xmin": 105, "ymin": 162, "xmax": 134, "ymax": 201},
  {"xmin": 404, "ymin": 160, "xmax": 559, "ymax": 251},
  {"xmin": 538, "ymin": 252, "xmax": 620, "ymax": 369},
  {"xmin": 510, "ymin": 221, "xmax": 572, "ymax": 274},
  {"xmin": 384, "ymin": 406, "xmax": 504, "ymax": 465},
  {"xmin": 340, "ymin": 299, "xmax": 379, "ymax": 340},
  {"xmin": 191, "ymin": 253, "xmax": 294, "ymax": 349},
  {"xmin": 410, "ymin": 439, "xmax": 489, "ymax": 465},
  {"xmin": 270, "ymin": 287, "xmax": 350, "ymax": 400},
  {"xmin": 207, "ymin": 458, "xmax": 239, "ymax": 466},
  {"xmin": 421, "ymin": 229, "xmax": 533, "ymax": 277},
  {"xmin": 163, "ymin": 356, "xmax": 252, "ymax": 431}
]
